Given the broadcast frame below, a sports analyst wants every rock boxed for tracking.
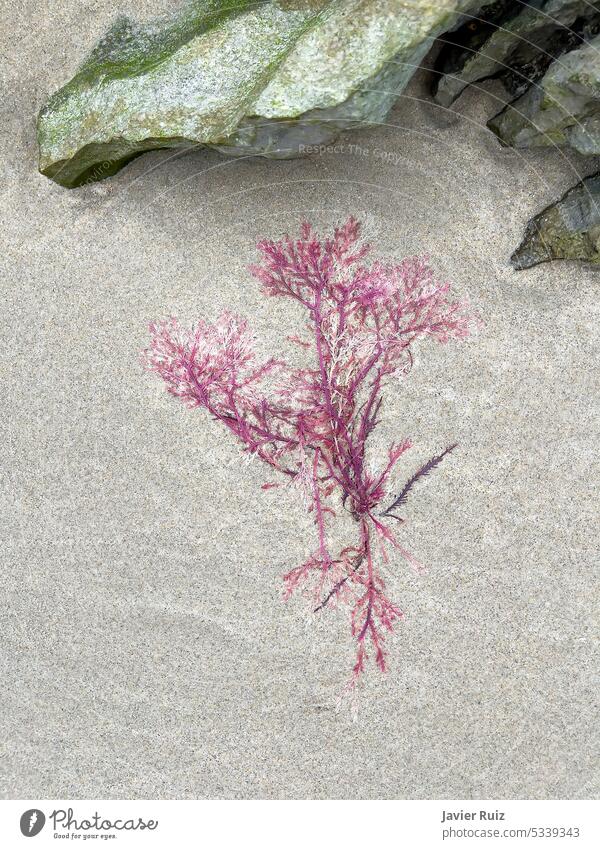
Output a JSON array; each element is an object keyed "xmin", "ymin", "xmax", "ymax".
[
  {"xmin": 434, "ymin": 0, "xmax": 600, "ymax": 108},
  {"xmin": 489, "ymin": 32, "xmax": 600, "ymax": 153},
  {"xmin": 38, "ymin": 0, "xmax": 483, "ymax": 188},
  {"xmin": 511, "ymin": 172, "xmax": 600, "ymax": 268}
]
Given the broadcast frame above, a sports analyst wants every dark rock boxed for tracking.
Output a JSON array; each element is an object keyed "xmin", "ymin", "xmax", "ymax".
[{"xmin": 512, "ymin": 172, "xmax": 600, "ymax": 268}]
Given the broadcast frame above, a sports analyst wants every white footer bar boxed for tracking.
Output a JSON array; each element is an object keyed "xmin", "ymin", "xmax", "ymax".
[{"xmin": 0, "ymin": 799, "xmax": 598, "ymax": 848}]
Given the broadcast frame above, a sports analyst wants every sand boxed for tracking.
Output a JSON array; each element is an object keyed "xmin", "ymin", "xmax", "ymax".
[{"xmin": 1, "ymin": 0, "xmax": 599, "ymax": 800}]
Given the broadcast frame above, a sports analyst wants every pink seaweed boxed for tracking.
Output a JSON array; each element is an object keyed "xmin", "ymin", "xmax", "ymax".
[{"xmin": 143, "ymin": 218, "xmax": 477, "ymax": 683}]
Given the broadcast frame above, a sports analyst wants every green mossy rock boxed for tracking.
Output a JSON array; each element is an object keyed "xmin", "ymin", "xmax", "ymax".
[
  {"xmin": 512, "ymin": 172, "xmax": 600, "ymax": 268},
  {"xmin": 38, "ymin": 0, "xmax": 482, "ymax": 188}
]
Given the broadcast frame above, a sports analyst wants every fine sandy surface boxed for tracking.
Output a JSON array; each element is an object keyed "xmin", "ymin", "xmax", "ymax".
[{"xmin": 1, "ymin": 1, "xmax": 599, "ymax": 800}]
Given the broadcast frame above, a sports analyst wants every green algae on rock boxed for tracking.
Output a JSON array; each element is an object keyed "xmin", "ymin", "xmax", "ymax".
[
  {"xmin": 512, "ymin": 173, "xmax": 600, "ymax": 269},
  {"xmin": 38, "ymin": 0, "xmax": 482, "ymax": 188}
]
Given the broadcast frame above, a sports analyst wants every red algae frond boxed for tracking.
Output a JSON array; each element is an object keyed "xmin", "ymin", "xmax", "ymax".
[{"xmin": 143, "ymin": 218, "xmax": 477, "ymax": 684}]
